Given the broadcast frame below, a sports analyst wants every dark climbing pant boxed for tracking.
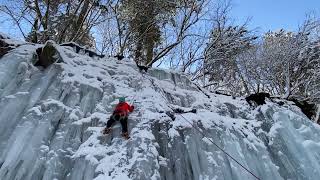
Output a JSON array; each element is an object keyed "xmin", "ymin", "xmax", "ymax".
[{"xmin": 106, "ymin": 114, "xmax": 128, "ymax": 133}]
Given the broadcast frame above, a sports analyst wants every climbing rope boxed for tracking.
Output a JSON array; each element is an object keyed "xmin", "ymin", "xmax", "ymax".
[
  {"xmin": 129, "ymin": 72, "xmax": 146, "ymax": 105},
  {"xmin": 176, "ymin": 114, "xmax": 261, "ymax": 180},
  {"xmin": 143, "ymin": 74, "xmax": 261, "ymax": 180}
]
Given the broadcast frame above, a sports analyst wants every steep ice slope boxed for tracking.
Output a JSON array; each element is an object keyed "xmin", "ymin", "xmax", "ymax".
[{"xmin": 0, "ymin": 42, "xmax": 320, "ymax": 180}]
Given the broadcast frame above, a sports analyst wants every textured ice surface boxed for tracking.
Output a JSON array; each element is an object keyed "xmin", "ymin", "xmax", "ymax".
[{"xmin": 0, "ymin": 43, "xmax": 320, "ymax": 180}]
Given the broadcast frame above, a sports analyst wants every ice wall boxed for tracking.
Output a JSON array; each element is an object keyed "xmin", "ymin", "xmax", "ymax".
[{"xmin": 0, "ymin": 43, "xmax": 320, "ymax": 180}]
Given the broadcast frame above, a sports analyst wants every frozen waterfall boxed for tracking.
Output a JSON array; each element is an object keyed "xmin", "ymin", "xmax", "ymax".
[{"xmin": 0, "ymin": 41, "xmax": 320, "ymax": 180}]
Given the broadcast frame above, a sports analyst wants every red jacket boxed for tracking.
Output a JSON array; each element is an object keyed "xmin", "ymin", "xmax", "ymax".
[{"xmin": 113, "ymin": 102, "xmax": 134, "ymax": 116}]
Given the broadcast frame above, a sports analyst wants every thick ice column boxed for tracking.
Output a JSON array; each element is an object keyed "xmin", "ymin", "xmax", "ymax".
[
  {"xmin": 259, "ymin": 106, "xmax": 320, "ymax": 180},
  {"xmin": 0, "ymin": 100, "xmax": 66, "ymax": 180}
]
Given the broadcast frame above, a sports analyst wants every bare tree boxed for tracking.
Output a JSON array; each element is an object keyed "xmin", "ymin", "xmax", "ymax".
[
  {"xmin": 147, "ymin": 0, "xmax": 209, "ymax": 67},
  {"xmin": 95, "ymin": 0, "xmax": 132, "ymax": 56},
  {"xmin": 190, "ymin": 0, "xmax": 257, "ymax": 95},
  {"xmin": 100, "ymin": 0, "xmax": 208, "ymax": 66},
  {"xmin": 0, "ymin": 0, "xmax": 108, "ymax": 46}
]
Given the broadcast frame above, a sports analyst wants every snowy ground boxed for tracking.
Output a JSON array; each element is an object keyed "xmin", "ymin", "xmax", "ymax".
[{"xmin": 0, "ymin": 40, "xmax": 320, "ymax": 180}]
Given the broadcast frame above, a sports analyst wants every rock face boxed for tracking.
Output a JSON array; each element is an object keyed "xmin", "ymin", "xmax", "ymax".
[
  {"xmin": 0, "ymin": 43, "xmax": 320, "ymax": 180},
  {"xmin": 0, "ymin": 41, "xmax": 13, "ymax": 58},
  {"xmin": 289, "ymin": 98, "xmax": 319, "ymax": 123},
  {"xmin": 0, "ymin": 35, "xmax": 17, "ymax": 58},
  {"xmin": 35, "ymin": 41, "xmax": 63, "ymax": 68}
]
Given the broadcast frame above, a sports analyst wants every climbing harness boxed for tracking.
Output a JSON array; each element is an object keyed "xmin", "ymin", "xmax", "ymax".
[{"xmin": 142, "ymin": 73, "xmax": 261, "ymax": 180}]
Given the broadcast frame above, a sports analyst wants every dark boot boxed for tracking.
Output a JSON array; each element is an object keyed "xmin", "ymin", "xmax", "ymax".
[
  {"xmin": 103, "ymin": 115, "xmax": 116, "ymax": 134},
  {"xmin": 103, "ymin": 127, "xmax": 112, "ymax": 134},
  {"xmin": 122, "ymin": 132, "xmax": 130, "ymax": 139},
  {"xmin": 120, "ymin": 116, "xmax": 128, "ymax": 133}
]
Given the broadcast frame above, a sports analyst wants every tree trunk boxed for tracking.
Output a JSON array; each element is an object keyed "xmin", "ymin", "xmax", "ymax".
[
  {"xmin": 43, "ymin": 0, "xmax": 50, "ymax": 41},
  {"xmin": 146, "ymin": 41, "xmax": 154, "ymax": 65},
  {"xmin": 70, "ymin": 0, "xmax": 90, "ymax": 41},
  {"xmin": 135, "ymin": 40, "xmax": 143, "ymax": 64},
  {"xmin": 283, "ymin": 62, "xmax": 291, "ymax": 99},
  {"xmin": 31, "ymin": 19, "xmax": 39, "ymax": 43}
]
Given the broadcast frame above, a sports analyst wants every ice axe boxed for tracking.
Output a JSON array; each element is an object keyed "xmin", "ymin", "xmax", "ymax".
[{"xmin": 130, "ymin": 94, "xmax": 137, "ymax": 105}]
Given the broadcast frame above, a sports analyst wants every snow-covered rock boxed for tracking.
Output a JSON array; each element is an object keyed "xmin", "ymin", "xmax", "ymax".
[{"xmin": 0, "ymin": 41, "xmax": 320, "ymax": 180}]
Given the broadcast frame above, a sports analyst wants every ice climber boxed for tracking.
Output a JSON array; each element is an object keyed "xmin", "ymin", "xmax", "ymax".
[{"xmin": 103, "ymin": 97, "xmax": 134, "ymax": 139}]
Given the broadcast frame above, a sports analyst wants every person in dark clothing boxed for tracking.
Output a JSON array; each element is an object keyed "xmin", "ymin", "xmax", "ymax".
[{"xmin": 103, "ymin": 97, "xmax": 134, "ymax": 139}]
